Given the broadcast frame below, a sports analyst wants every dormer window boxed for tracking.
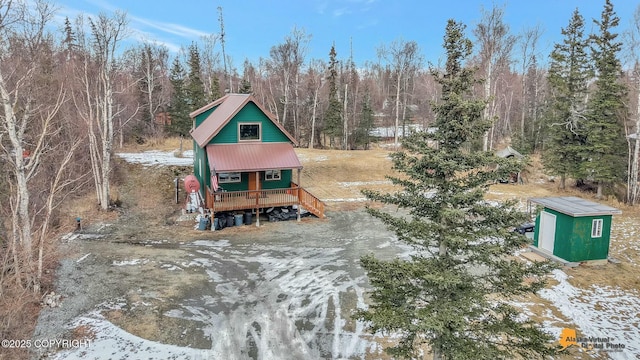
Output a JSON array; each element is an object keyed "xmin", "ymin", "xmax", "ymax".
[{"xmin": 239, "ymin": 123, "xmax": 261, "ymax": 141}]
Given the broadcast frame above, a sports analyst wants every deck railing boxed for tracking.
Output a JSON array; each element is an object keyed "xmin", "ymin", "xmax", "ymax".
[
  {"xmin": 206, "ymin": 186, "xmax": 299, "ymax": 213},
  {"xmin": 205, "ymin": 185, "xmax": 325, "ymax": 218},
  {"xmin": 292, "ymin": 182, "xmax": 325, "ymax": 218}
]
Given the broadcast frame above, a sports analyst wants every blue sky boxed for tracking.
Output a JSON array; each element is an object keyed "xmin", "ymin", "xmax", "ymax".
[{"xmin": 52, "ymin": 0, "xmax": 639, "ymax": 67}]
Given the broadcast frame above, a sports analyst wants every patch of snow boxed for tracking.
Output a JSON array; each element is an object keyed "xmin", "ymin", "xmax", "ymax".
[
  {"xmin": 538, "ymin": 269, "xmax": 640, "ymax": 359},
  {"xmin": 75, "ymin": 254, "xmax": 91, "ymax": 263},
  {"xmin": 60, "ymin": 232, "xmax": 80, "ymax": 242},
  {"xmin": 116, "ymin": 150, "xmax": 193, "ymax": 167},
  {"xmin": 322, "ymin": 197, "xmax": 369, "ymax": 202},
  {"xmin": 338, "ymin": 180, "xmax": 392, "ymax": 187},
  {"xmin": 50, "ymin": 311, "xmax": 222, "ymax": 360},
  {"xmin": 112, "ymin": 259, "xmax": 149, "ymax": 267},
  {"xmin": 160, "ymin": 263, "xmax": 183, "ymax": 271}
]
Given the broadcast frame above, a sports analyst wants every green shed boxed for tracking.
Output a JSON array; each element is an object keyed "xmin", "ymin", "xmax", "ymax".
[{"xmin": 529, "ymin": 196, "xmax": 621, "ymax": 262}]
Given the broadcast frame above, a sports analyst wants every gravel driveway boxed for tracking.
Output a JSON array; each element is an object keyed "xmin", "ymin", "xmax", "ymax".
[{"xmin": 33, "ymin": 209, "xmax": 410, "ymax": 360}]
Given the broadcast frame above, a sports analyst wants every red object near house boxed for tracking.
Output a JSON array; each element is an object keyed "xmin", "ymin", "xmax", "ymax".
[{"xmin": 184, "ymin": 175, "xmax": 200, "ymax": 193}]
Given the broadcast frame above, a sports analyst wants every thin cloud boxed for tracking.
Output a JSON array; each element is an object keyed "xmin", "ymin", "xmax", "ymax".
[
  {"xmin": 333, "ymin": 8, "xmax": 351, "ymax": 17},
  {"xmin": 129, "ymin": 15, "xmax": 210, "ymax": 39}
]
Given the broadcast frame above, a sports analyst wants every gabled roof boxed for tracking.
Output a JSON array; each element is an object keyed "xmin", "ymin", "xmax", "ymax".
[
  {"xmin": 529, "ymin": 196, "xmax": 621, "ymax": 217},
  {"xmin": 190, "ymin": 93, "xmax": 297, "ymax": 148},
  {"xmin": 206, "ymin": 143, "xmax": 302, "ymax": 172},
  {"xmin": 496, "ymin": 146, "xmax": 523, "ymax": 159}
]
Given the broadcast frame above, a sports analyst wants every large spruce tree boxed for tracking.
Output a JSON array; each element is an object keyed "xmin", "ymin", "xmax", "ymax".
[
  {"xmin": 543, "ymin": 9, "xmax": 592, "ymax": 189},
  {"xmin": 186, "ymin": 43, "xmax": 207, "ymax": 110},
  {"xmin": 168, "ymin": 57, "xmax": 191, "ymax": 137},
  {"xmin": 324, "ymin": 44, "xmax": 342, "ymax": 148},
  {"xmin": 356, "ymin": 20, "xmax": 556, "ymax": 360},
  {"xmin": 582, "ymin": 0, "xmax": 628, "ymax": 198}
]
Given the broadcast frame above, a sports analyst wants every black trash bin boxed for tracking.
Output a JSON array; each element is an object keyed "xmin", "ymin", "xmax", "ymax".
[
  {"xmin": 226, "ymin": 214, "xmax": 235, "ymax": 227},
  {"xmin": 243, "ymin": 212, "xmax": 252, "ymax": 225}
]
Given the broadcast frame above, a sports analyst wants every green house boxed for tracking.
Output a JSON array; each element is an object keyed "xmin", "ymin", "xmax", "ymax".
[
  {"xmin": 530, "ymin": 196, "xmax": 621, "ymax": 262},
  {"xmin": 189, "ymin": 93, "xmax": 324, "ymax": 219}
]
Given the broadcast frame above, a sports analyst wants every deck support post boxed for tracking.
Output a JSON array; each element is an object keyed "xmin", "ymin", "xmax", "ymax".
[
  {"xmin": 297, "ymin": 168, "xmax": 301, "ymax": 221},
  {"xmin": 256, "ymin": 171, "xmax": 260, "ymax": 227}
]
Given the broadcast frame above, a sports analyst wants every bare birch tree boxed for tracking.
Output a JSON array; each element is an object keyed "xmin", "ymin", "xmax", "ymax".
[
  {"xmin": 625, "ymin": 5, "xmax": 640, "ymax": 205},
  {"xmin": 73, "ymin": 11, "xmax": 128, "ymax": 210},
  {"xmin": 377, "ymin": 38, "xmax": 422, "ymax": 148},
  {"xmin": 474, "ymin": 4, "xmax": 517, "ymax": 151},
  {"xmin": 267, "ymin": 27, "xmax": 310, "ymax": 137},
  {"xmin": 307, "ymin": 59, "xmax": 325, "ymax": 149},
  {"xmin": 0, "ymin": 0, "xmax": 83, "ymax": 291},
  {"xmin": 517, "ymin": 25, "xmax": 543, "ymax": 139}
]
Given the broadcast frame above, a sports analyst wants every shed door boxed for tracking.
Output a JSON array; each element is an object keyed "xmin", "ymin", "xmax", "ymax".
[{"xmin": 539, "ymin": 211, "xmax": 556, "ymax": 253}]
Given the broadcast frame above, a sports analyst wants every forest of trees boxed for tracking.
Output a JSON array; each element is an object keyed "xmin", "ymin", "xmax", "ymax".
[{"xmin": 1, "ymin": 0, "xmax": 640, "ymax": 349}]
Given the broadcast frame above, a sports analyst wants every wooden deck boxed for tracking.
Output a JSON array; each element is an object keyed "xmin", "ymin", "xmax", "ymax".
[{"xmin": 205, "ymin": 184, "xmax": 325, "ymax": 218}]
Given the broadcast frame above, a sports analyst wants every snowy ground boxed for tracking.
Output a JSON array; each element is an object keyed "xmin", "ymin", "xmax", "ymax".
[
  {"xmin": 116, "ymin": 150, "xmax": 194, "ymax": 167},
  {"xmin": 42, "ymin": 149, "xmax": 639, "ymax": 360},
  {"xmin": 38, "ymin": 209, "xmax": 416, "ymax": 360},
  {"xmin": 50, "ymin": 237, "xmax": 393, "ymax": 359}
]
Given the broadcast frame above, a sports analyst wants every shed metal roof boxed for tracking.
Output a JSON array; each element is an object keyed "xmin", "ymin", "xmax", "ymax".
[
  {"xmin": 206, "ymin": 143, "xmax": 302, "ymax": 173},
  {"xmin": 496, "ymin": 146, "xmax": 523, "ymax": 159},
  {"xmin": 529, "ymin": 196, "xmax": 621, "ymax": 217}
]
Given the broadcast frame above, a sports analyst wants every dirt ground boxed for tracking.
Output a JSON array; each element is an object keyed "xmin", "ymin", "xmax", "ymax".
[{"xmin": 33, "ymin": 144, "xmax": 640, "ymax": 359}]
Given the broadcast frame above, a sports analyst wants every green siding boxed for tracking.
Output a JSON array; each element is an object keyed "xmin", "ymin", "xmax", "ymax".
[
  {"xmin": 216, "ymin": 170, "xmax": 292, "ymax": 191},
  {"xmin": 210, "ymin": 102, "xmax": 289, "ymax": 144},
  {"xmin": 565, "ymin": 215, "xmax": 612, "ymax": 261},
  {"xmin": 219, "ymin": 173, "xmax": 249, "ymax": 191},
  {"xmin": 261, "ymin": 170, "xmax": 292, "ymax": 189},
  {"xmin": 533, "ymin": 207, "xmax": 612, "ymax": 262},
  {"xmin": 193, "ymin": 142, "xmax": 207, "ymax": 198}
]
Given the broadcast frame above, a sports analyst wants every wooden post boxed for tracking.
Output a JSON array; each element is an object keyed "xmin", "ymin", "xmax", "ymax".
[
  {"xmin": 255, "ymin": 171, "xmax": 260, "ymax": 227},
  {"xmin": 297, "ymin": 168, "xmax": 301, "ymax": 221}
]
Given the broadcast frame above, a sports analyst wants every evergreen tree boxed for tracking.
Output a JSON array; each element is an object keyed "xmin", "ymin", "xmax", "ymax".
[
  {"xmin": 239, "ymin": 59, "xmax": 254, "ymax": 94},
  {"xmin": 187, "ymin": 43, "xmax": 207, "ymax": 109},
  {"xmin": 542, "ymin": 9, "xmax": 592, "ymax": 189},
  {"xmin": 238, "ymin": 78, "xmax": 252, "ymax": 94},
  {"xmin": 168, "ymin": 57, "xmax": 191, "ymax": 137},
  {"xmin": 582, "ymin": 0, "xmax": 628, "ymax": 198},
  {"xmin": 356, "ymin": 20, "xmax": 556, "ymax": 360},
  {"xmin": 209, "ymin": 75, "xmax": 222, "ymax": 100},
  {"xmin": 324, "ymin": 44, "xmax": 342, "ymax": 148},
  {"xmin": 62, "ymin": 16, "xmax": 76, "ymax": 56},
  {"xmin": 353, "ymin": 89, "xmax": 374, "ymax": 149}
]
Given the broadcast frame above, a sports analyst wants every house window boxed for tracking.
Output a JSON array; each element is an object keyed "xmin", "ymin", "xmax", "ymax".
[
  {"xmin": 265, "ymin": 170, "xmax": 281, "ymax": 181},
  {"xmin": 239, "ymin": 123, "xmax": 261, "ymax": 141},
  {"xmin": 591, "ymin": 219, "xmax": 603, "ymax": 238},
  {"xmin": 218, "ymin": 172, "xmax": 241, "ymax": 183}
]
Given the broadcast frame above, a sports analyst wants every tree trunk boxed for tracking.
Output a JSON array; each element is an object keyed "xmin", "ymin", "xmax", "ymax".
[
  {"xmin": 0, "ymin": 73, "xmax": 34, "ymax": 261},
  {"xmin": 483, "ymin": 62, "xmax": 493, "ymax": 152},
  {"xmin": 343, "ymin": 83, "xmax": 349, "ymax": 150},
  {"xmin": 309, "ymin": 84, "xmax": 319, "ymax": 149},
  {"xmin": 630, "ymin": 71, "xmax": 640, "ymax": 205},
  {"xmin": 596, "ymin": 183, "xmax": 603, "ymax": 199},
  {"xmin": 394, "ymin": 71, "xmax": 402, "ymax": 148}
]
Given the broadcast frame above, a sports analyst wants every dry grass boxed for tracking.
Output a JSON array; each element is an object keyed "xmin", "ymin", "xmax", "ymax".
[
  {"xmin": 0, "ymin": 283, "xmax": 50, "ymax": 360},
  {"xmin": 296, "ymin": 148, "xmax": 398, "ymax": 211},
  {"xmin": 118, "ymin": 136, "xmax": 187, "ymax": 153}
]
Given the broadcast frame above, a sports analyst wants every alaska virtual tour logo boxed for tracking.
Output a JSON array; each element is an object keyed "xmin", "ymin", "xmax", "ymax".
[{"xmin": 559, "ymin": 328, "xmax": 626, "ymax": 354}]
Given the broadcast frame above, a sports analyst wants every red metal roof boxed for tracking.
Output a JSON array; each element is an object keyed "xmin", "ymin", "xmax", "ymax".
[
  {"xmin": 190, "ymin": 94, "xmax": 298, "ymax": 148},
  {"xmin": 206, "ymin": 143, "xmax": 302, "ymax": 172}
]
